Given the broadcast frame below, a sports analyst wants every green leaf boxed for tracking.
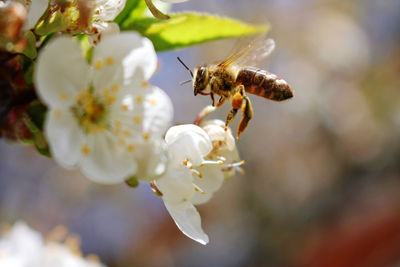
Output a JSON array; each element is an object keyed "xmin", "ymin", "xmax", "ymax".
[
  {"xmin": 114, "ymin": 0, "xmax": 148, "ymax": 25},
  {"xmin": 35, "ymin": 10, "xmax": 67, "ymax": 36},
  {"xmin": 22, "ymin": 31, "xmax": 37, "ymax": 59},
  {"xmin": 120, "ymin": 12, "xmax": 269, "ymax": 51}
]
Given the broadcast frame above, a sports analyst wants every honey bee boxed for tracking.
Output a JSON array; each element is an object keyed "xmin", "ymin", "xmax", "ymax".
[{"xmin": 178, "ymin": 36, "xmax": 294, "ymax": 138}]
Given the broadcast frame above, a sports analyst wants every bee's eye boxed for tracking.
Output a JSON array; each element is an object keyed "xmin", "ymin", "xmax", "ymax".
[{"xmin": 198, "ymin": 67, "xmax": 205, "ymax": 76}]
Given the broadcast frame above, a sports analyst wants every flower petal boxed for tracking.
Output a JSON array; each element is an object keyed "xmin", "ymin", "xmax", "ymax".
[
  {"xmin": 93, "ymin": 0, "xmax": 126, "ymax": 21},
  {"xmin": 109, "ymin": 85, "xmax": 173, "ymax": 140},
  {"xmin": 80, "ymin": 132, "xmax": 137, "ymax": 184},
  {"xmin": 157, "ymin": 169, "xmax": 194, "ymax": 206},
  {"xmin": 87, "ymin": 21, "xmax": 120, "ymax": 46},
  {"xmin": 165, "ymin": 125, "xmax": 212, "ymax": 166},
  {"xmin": 191, "ymin": 165, "xmax": 224, "ymax": 205},
  {"xmin": 24, "ymin": 0, "xmax": 48, "ymax": 30},
  {"xmin": 91, "ymin": 32, "xmax": 157, "ymax": 92},
  {"xmin": 164, "ymin": 201, "xmax": 209, "ymax": 245},
  {"xmin": 35, "ymin": 37, "xmax": 90, "ymax": 108},
  {"xmin": 45, "ymin": 108, "xmax": 84, "ymax": 169}
]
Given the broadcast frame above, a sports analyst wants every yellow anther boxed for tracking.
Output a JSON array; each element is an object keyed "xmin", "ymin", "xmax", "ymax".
[
  {"xmin": 241, "ymin": 160, "xmax": 245, "ymax": 165},
  {"xmin": 93, "ymin": 59, "xmax": 104, "ymax": 70},
  {"xmin": 122, "ymin": 104, "xmax": 129, "ymax": 111},
  {"xmin": 201, "ymin": 192, "xmax": 205, "ymax": 195},
  {"xmin": 199, "ymin": 163, "xmax": 204, "ymax": 167},
  {"xmin": 217, "ymin": 161, "xmax": 223, "ymax": 165},
  {"xmin": 81, "ymin": 144, "xmax": 90, "ymax": 156},
  {"xmin": 143, "ymin": 133, "xmax": 150, "ymax": 141},
  {"xmin": 189, "ymin": 166, "xmax": 193, "ymax": 169},
  {"xmin": 127, "ymin": 144, "xmax": 135, "ymax": 152},
  {"xmin": 103, "ymin": 89, "xmax": 110, "ymax": 97},
  {"xmin": 198, "ymin": 172, "xmax": 203, "ymax": 178},
  {"xmin": 150, "ymin": 98, "xmax": 157, "ymax": 106},
  {"xmin": 141, "ymin": 81, "xmax": 149, "ymax": 88},
  {"xmin": 123, "ymin": 130, "xmax": 132, "ymax": 136},
  {"xmin": 106, "ymin": 57, "xmax": 115, "ymax": 65},
  {"xmin": 115, "ymin": 120, "xmax": 122, "ymax": 128},
  {"xmin": 59, "ymin": 92, "xmax": 68, "ymax": 102},
  {"xmin": 133, "ymin": 116, "xmax": 141, "ymax": 124},
  {"xmin": 106, "ymin": 95, "xmax": 116, "ymax": 104},
  {"xmin": 118, "ymin": 139, "xmax": 126, "ymax": 146},
  {"xmin": 136, "ymin": 95, "xmax": 143, "ymax": 103},
  {"xmin": 111, "ymin": 84, "xmax": 119, "ymax": 92},
  {"xmin": 194, "ymin": 188, "xmax": 199, "ymax": 192}
]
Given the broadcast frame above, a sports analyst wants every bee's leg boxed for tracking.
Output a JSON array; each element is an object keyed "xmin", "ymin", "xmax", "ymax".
[
  {"xmin": 210, "ymin": 93, "xmax": 215, "ymax": 106},
  {"xmin": 237, "ymin": 95, "xmax": 253, "ymax": 139},
  {"xmin": 225, "ymin": 86, "xmax": 245, "ymax": 129},
  {"xmin": 216, "ymin": 96, "xmax": 226, "ymax": 107}
]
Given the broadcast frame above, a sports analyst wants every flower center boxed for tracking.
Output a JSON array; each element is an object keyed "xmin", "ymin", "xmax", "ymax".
[{"xmin": 71, "ymin": 88, "xmax": 107, "ymax": 134}]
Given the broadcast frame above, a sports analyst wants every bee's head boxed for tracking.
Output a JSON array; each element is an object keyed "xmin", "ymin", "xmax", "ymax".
[{"xmin": 193, "ymin": 66, "xmax": 210, "ymax": 96}]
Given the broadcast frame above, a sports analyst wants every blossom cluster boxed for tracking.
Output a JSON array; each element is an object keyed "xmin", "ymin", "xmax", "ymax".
[
  {"xmin": 0, "ymin": 0, "xmax": 245, "ymax": 245},
  {"xmin": 0, "ymin": 221, "xmax": 104, "ymax": 267}
]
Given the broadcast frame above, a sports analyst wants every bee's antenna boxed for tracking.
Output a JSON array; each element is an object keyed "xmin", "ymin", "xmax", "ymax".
[
  {"xmin": 177, "ymin": 57, "xmax": 194, "ymax": 78},
  {"xmin": 180, "ymin": 79, "xmax": 192, "ymax": 85}
]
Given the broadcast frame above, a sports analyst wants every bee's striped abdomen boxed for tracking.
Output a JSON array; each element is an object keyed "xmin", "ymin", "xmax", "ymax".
[{"xmin": 236, "ymin": 67, "xmax": 294, "ymax": 101}]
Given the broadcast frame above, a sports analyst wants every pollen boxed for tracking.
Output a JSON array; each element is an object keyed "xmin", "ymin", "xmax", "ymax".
[
  {"xmin": 217, "ymin": 160, "xmax": 223, "ymax": 165},
  {"xmin": 106, "ymin": 95, "xmax": 116, "ymax": 104},
  {"xmin": 122, "ymin": 104, "xmax": 129, "ymax": 111},
  {"xmin": 133, "ymin": 116, "xmax": 141, "ymax": 124},
  {"xmin": 111, "ymin": 84, "xmax": 119, "ymax": 92},
  {"xmin": 81, "ymin": 144, "xmax": 90, "ymax": 156},
  {"xmin": 141, "ymin": 81, "xmax": 149, "ymax": 89},
  {"xmin": 127, "ymin": 144, "xmax": 135, "ymax": 152},
  {"xmin": 118, "ymin": 138, "xmax": 126, "ymax": 146},
  {"xmin": 123, "ymin": 130, "xmax": 132, "ymax": 136},
  {"xmin": 136, "ymin": 95, "xmax": 143, "ymax": 103},
  {"xmin": 150, "ymin": 98, "xmax": 157, "ymax": 106},
  {"xmin": 106, "ymin": 57, "xmax": 115, "ymax": 65},
  {"xmin": 143, "ymin": 133, "xmax": 150, "ymax": 141},
  {"xmin": 93, "ymin": 59, "xmax": 104, "ymax": 70}
]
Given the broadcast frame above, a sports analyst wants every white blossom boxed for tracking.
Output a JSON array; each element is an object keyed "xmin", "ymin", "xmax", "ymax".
[
  {"xmin": 0, "ymin": 221, "xmax": 104, "ymax": 267},
  {"xmin": 35, "ymin": 32, "xmax": 173, "ymax": 184},
  {"xmin": 155, "ymin": 124, "xmax": 243, "ymax": 245},
  {"xmin": 87, "ymin": 0, "xmax": 126, "ymax": 45}
]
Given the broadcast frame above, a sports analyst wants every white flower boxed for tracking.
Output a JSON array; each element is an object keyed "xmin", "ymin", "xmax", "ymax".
[
  {"xmin": 35, "ymin": 32, "xmax": 173, "ymax": 184},
  {"xmin": 17, "ymin": 0, "xmax": 48, "ymax": 30},
  {"xmin": 0, "ymin": 221, "xmax": 104, "ymax": 267},
  {"xmin": 155, "ymin": 124, "xmax": 243, "ymax": 244},
  {"xmin": 87, "ymin": 0, "xmax": 126, "ymax": 45},
  {"xmin": 199, "ymin": 119, "xmax": 243, "ymax": 180}
]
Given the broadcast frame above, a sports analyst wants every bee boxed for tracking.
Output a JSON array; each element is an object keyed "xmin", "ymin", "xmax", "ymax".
[{"xmin": 178, "ymin": 36, "xmax": 294, "ymax": 138}]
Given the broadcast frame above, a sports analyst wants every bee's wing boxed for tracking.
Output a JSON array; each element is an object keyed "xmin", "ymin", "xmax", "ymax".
[{"xmin": 218, "ymin": 35, "xmax": 275, "ymax": 68}]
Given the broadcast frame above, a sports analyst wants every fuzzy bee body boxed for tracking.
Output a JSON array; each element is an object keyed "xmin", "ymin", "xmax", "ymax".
[
  {"xmin": 178, "ymin": 36, "xmax": 294, "ymax": 138},
  {"xmin": 236, "ymin": 67, "xmax": 293, "ymax": 101}
]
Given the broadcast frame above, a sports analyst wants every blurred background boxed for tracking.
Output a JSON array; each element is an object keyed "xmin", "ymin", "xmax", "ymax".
[{"xmin": 1, "ymin": 0, "xmax": 400, "ymax": 266}]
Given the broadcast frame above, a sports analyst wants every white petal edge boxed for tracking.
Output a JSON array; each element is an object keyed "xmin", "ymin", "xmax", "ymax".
[
  {"xmin": 35, "ymin": 36, "xmax": 90, "ymax": 108},
  {"xmin": 164, "ymin": 201, "xmax": 209, "ymax": 245},
  {"xmin": 165, "ymin": 125, "xmax": 212, "ymax": 166},
  {"xmin": 93, "ymin": 0, "xmax": 126, "ymax": 21},
  {"xmin": 91, "ymin": 32, "xmax": 157, "ymax": 92},
  {"xmin": 45, "ymin": 108, "xmax": 84, "ymax": 169}
]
